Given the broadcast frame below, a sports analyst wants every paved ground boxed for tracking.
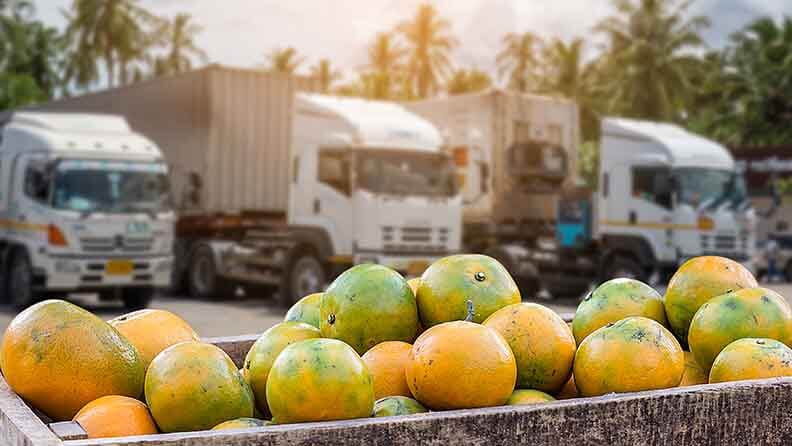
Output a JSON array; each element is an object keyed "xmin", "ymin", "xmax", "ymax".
[{"xmin": 0, "ymin": 282, "xmax": 789, "ymax": 337}]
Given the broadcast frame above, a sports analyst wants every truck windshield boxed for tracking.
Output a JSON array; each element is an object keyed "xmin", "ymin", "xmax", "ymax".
[
  {"xmin": 51, "ymin": 160, "xmax": 171, "ymax": 214},
  {"xmin": 675, "ymin": 168, "xmax": 747, "ymax": 209},
  {"xmin": 356, "ymin": 151, "xmax": 456, "ymax": 198}
]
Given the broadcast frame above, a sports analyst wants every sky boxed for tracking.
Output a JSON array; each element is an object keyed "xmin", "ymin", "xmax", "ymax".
[{"xmin": 33, "ymin": 0, "xmax": 792, "ymax": 79}]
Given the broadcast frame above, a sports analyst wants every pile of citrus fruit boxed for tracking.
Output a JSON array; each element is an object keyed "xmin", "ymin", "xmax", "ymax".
[{"xmin": 1, "ymin": 254, "xmax": 790, "ymax": 439}]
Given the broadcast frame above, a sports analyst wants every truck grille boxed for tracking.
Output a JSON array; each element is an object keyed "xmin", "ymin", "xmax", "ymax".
[
  {"xmin": 80, "ymin": 236, "xmax": 154, "ymax": 253},
  {"xmin": 382, "ymin": 226, "xmax": 449, "ymax": 254}
]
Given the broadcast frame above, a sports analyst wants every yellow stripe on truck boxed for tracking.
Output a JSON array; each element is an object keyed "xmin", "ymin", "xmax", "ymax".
[
  {"xmin": 599, "ymin": 221, "xmax": 699, "ymax": 230},
  {"xmin": 0, "ymin": 220, "xmax": 48, "ymax": 232}
]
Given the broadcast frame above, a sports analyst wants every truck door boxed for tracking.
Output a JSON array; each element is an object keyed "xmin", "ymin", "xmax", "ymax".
[
  {"xmin": 627, "ymin": 165, "xmax": 675, "ymax": 262},
  {"xmin": 312, "ymin": 148, "xmax": 354, "ymax": 255}
]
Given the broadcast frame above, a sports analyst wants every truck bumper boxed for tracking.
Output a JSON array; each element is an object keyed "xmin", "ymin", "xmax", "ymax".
[{"xmin": 35, "ymin": 255, "xmax": 173, "ymax": 291}]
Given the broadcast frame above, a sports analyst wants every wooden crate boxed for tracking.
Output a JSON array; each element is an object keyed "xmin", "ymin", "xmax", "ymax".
[{"xmin": 4, "ymin": 329, "xmax": 792, "ymax": 445}]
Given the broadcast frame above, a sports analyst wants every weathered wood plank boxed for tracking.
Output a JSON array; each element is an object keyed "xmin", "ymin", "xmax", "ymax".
[
  {"xmin": 49, "ymin": 421, "xmax": 87, "ymax": 441},
  {"xmin": 64, "ymin": 378, "xmax": 792, "ymax": 446},
  {"xmin": 0, "ymin": 375, "xmax": 61, "ymax": 446},
  {"xmin": 202, "ymin": 334, "xmax": 258, "ymax": 368}
]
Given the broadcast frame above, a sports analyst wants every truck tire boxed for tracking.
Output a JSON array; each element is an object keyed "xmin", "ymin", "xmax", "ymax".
[
  {"xmin": 7, "ymin": 250, "xmax": 37, "ymax": 309},
  {"xmin": 602, "ymin": 255, "xmax": 645, "ymax": 282},
  {"xmin": 188, "ymin": 245, "xmax": 232, "ymax": 300},
  {"xmin": 280, "ymin": 249, "xmax": 326, "ymax": 307},
  {"xmin": 121, "ymin": 287, "xmax": 154, "ymax": 310}
]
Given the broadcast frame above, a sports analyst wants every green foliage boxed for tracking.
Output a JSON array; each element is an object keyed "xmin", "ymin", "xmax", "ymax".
[
  {"xmin": 497, "ymin": 32, "xmax": 540, "ymax": 93},
  {"xmin": 446, "ymin": 68, "xmax": 492, "ymax": 95},
  {"xmin": 579, "ymin": 140, "xmax": 600, "ymax": 190},
  {"xmin": 264, "ymin": 47, "xmax": 304, "ymax": 74},
  {"xmin": 397, "ymin": 3, "xmax": 457, "ymax": 99},
  {"xmin": 310, "ymin": 59, "xmax": 342, "ymax": 94},
  {"xmin": 152, "ymin": 13, "xmax": 208, "ymax": 78}
]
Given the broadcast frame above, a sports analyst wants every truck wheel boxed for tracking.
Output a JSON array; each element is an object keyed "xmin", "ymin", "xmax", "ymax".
[
  {"xmin": 121, "ymin": 287, "xmax": 154, "ymax": 310},
  {"xmin": 281, "ymin": 250, "xmax": 326, "ymax": 307},
  {"xmin": 188, "ymin": 245, "xmax": 231, "ymax": 300},
  {"xmin": 7, "ymin": 250, "xmax": 37, "ymax": 309},
  {"xmin": 603, "ymin": 255, "xmax": 645, "ymax": 282}
]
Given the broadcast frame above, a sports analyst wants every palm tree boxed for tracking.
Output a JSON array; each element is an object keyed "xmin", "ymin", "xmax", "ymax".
[
  {"xmin": 496, "ymin": 32, "xmax": 540, "ymax": 93},
  {"xmin": 446, "ymin": 68, "xmax": 492, "ymax": 95},
  {"xmin": 594, "ymin": 0, "xmax": 710, "ymax": 120},
  {"xmin": 396, "ymin": 3, "xmax": 457, "ymax": 98},
  {"xmin": 264, "ymin": 47, "xmax": 304, "ymax": 74},
  {"xmin": 63, "ymin": 0, "xmax": 158, "ymax": 88},
  {"xmin": 310, "ymin": 58, "xmax": 341, "ymax": 93},
  {"xmin": 363, "ymin": 32, "xmax": 405, "ymax": 99},
  {"xmin": 153, "ymin": 13, "xmax": 208, "ymax": 77}
]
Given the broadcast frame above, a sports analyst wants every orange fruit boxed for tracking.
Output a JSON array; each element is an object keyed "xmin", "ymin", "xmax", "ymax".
[
  {"xmin": 709, "ymin": 338, "xmax": 792, "ymax": 383},
  {"xmin": 556, "ymin": 374, "xmax": 578, "ymax": 399},
  {"xmin": 572, "ymin": 278, "xmax": 666, "ymax": 345},
  {"xmin": 574, "ymin": 317, "xmax": 684, "ymax": 397},
  {"xmin": 243, "ymin": 322, "xmax": 321, "ymax": 415},
  {"xmin": 665, "ymin": 256, "xmax": 757, "ymax": 345},
  {"xmin": 405, "ymin": 321, "xmax": 516, "ymax": 410},
  {"xmin": 284, "ymin": 293, "xmax": 322, "ymax": 329},
  {"xmin": 373, "ymin": 396, "xmax": 428, "ymax": 417},
  {"xmin": 687, "ymin": 288, "xmax": 792, "ymax": 371},
  {"xmin": 361, "ymin": 341, "xmax": 413, "ymax": 399},
  {"xmin": 108, "ymin": 309, "xmax": 199, "ymax": 370},
  {"xmin": 483, "ymin": 303, "xmax": 575, "ymax": 393},
  {"xmin": 266, "ymin": 338, "xmax": 374, "ymax": 424},
  {"xmin": 321, "ymin": 264, "xmax": 418, "ymax": 354},
  {"xmin": 74, "ymin": 396, "xmax": 158, "ymax": 438},
  {"xmin": 0, "ymin": 300, "xmax": 144, "ymax": 421},
  {"xmin": 417, "ymin": 254, "xmax": 520, "ymax": 328},
  {"xmin": 145, "ymin": 341, "xmax": 254, "ymax": 432},
  {"xmin": 212, "ymin": 418, "xmax": 271, "ymax": 430},
  {"xmin": 679, "ymin": 351, "xmax": 707, "ymax": 386},
  {"xmin": 506, "ymin": 389, "xmax": 555, "ymax": 405}
]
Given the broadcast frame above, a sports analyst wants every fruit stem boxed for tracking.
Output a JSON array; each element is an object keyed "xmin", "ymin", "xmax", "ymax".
[{"xmin": 465, "ymin": 300, "xmax": 475, "ymax": 322}]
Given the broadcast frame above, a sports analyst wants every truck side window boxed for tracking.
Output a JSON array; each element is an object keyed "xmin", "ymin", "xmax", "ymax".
[
  {"xmin": 602, "ymin": 172, "xmax": 609, "ymax": 198},
  {"xmin": 632, "ymin": 166, "xmax": 672, "ymax": 209},
  {"xmin": 318, "ymin": 151, "xmax": 350, "ymax": 195},
  {"xmin": 292, "ymin": 156, "xmax": 300, "ymax": 184},
  {"xmin": 24, "ymin": 165, "xmax": 50, "ymax": 203}
]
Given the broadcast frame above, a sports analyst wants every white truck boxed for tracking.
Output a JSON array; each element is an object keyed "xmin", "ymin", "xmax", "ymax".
[
  {"xmin": 595, "ymin": 118, "xmax": 756, "ymax": 281},
  {"xmin": 0, "ymin": 112, "xmax": 174, "ymax": 308},
  {"xmin": 16, "ymin": 66, "xmax": 462, "ymax": 305}
]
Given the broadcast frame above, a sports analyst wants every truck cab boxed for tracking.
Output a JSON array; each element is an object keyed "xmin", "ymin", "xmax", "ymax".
[
  {"xmin": 597, "ymin": 118, "xmax": 756, "ymax": 281},
  {"xmin": 0, "ymin": 113, "xmax": 174, "ymax": 308}
]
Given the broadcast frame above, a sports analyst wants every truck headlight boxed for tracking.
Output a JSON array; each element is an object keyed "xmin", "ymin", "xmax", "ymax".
[{"xmin": 54, "ymin": 260, "xmax": 80, "ymax": 274}]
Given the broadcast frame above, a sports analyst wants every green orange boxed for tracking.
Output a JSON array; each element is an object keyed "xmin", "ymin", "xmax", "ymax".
[
  {"xmin": 709, "ymin": 338, "xmax": 792, "ymax": 383},
  {"xmin": 417, "ymin": 254, "xmax": 520, "ymax": 327},
  {"xmin": 574, "ymin": 317, "xmax": 684, "ymax": 397},
  {"xmin": 688, "ymin": 288, "xmax": 792, "ymax": 371},
  {"xmin": 483, "ymin": 303, "xmax": 575, "ymax": 393},
  {"xmin": 0, "ymin": 300, "xmax": 144, "ymax": 421},
  {"xmin": 664, "ymin": 256, "xmax": 757, "ymax": 345},
  {"xmin": 243, "ymin": 322, "xmax": 321, "ymax": 415},
  {"xmin": 321, "ymin": 264, "xmax": 418, "ymax": 355},
  {"xmin": 506, "ymin": 389, "xmax": 556, "ymax": 405},
  {"xmin": 266, "ymin": 338, "xmax": 374, "ymax": 424},
  {"xmin": 572, "ymin": 278, "xmax": 666, "ymax": 345},
  {"xmin": 373, "ymin": 396, "xmax": 428, "ymax": 417},
  {"xmin": 284, "ymin": 293, "xmax": 322, "ymax": 329},
  {"xmin": 211, "ymin": 418, "xmax": 271, "ymax": 430},
  {"xmin": 145, "ymin": 341, "xmax": 254, "ymax": 433}
]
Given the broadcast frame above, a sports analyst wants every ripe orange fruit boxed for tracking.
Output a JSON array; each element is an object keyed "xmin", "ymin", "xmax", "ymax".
[
  {"xmin": 483, "ymin": 303, "xmax": 575, "ymax": 393},
  {"xmin": 506, "ymin": 389, "xmax": 555, "ymax": 405},
  {"xmin": 572, "ymin": 278, "xmax": 666, "ymax": 345},
  {"xmin": 688, "ymin": 288, "xmax": 792, "ymax": 371},
  {"xmin": 709, "ymin": 338, "xmax": 792, "ymax": 384},
  {"xmin": 678, "ymin": 351, "xmax": 707, "ymax": 386},
  {"xmin": 145, "ymin": 342, "xmax": 254, "ymax": 432},
  {"xmin": 417, "ymin": 254, "xmax": 520, "ymax": 328},
  {"xmin": 321, "ymin": 264, "xmax": 418, "ymax": 354},
  {"xmin": 0, "ymin": 300, "xmax": 144, "ymax": 421},
  {"xmin": 244, "ymin": 322, "xmax": 320, "ymax": 415},
  {"xmin": 556, "ymin": 374, "xmax": 578, "ymax": 399},
  {"xmin": 74, "ymin": 396, "xmax": 158, "ymax": 438},
  {"xmin": 665, "ymin": 256, "xmax": 757, "ymax": 345},
  {"xmin": 108, "ymin": 309, "xmax": 200, "ymax": 370},
  {"xmin": 266, "ymin": 338, "xmax": 374, "ymax": 424},
  {"xmin": 361, "ymin": 341, "xmax": 413, "ymax": 399},
  {"xmin": 405, "ymin": 321, "xmax": 516, "ymax": 410},
  {"xmin": 574, "ymin": 317, "xmax": 684, "ymax": 397},
  {"xmin": 284, "ymin": 293, "xmax": 322, "ymax": 329}
]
